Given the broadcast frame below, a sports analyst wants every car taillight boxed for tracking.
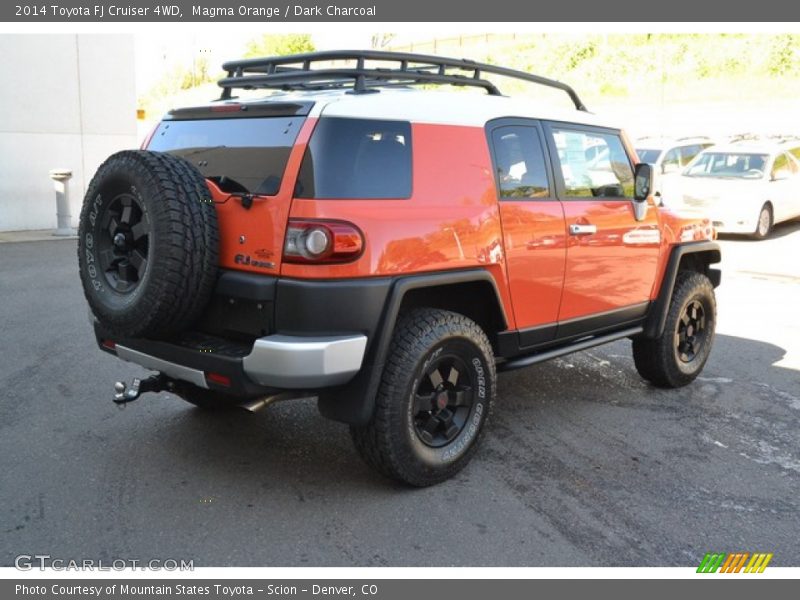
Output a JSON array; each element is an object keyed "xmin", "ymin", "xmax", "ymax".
[
  {"xmin": 210, "ymin": 103, "xmax": 243, "ymax": 113},
  {"xmin": 206, "ymin": 372, "xmax": 231, "ymax": 387},
  {"xmin": 139, "ymin": 123, "xmax": 159, "ymax": 150},
  {"xmin": 283, "ymin": 220, "xmax": 364, "ymax": 264}
]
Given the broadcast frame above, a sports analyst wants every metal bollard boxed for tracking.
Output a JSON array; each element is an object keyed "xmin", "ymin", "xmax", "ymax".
[{"xmin": 49, "ymin": 168, "xmax": 75, "ymax": 237}]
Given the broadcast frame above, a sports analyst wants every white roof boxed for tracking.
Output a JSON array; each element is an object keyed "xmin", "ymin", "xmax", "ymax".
[
  {"xmin": 234, "ymin": 88, "xmax": 618, "ymax": 129},
  {"xmin": 320, "ymin": 89, "xmax": 614, "ymax": 128}
]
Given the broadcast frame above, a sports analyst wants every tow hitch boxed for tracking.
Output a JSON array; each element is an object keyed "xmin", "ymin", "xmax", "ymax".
[{"xmin": 113, "ymin": 373, "xmax": 169, "ymax": 405}]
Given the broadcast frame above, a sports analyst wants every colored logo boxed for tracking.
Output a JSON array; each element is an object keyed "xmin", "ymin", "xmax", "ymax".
[{"xmin": 697, "ymin": 552, "xmax": 773, "ymax": 573}]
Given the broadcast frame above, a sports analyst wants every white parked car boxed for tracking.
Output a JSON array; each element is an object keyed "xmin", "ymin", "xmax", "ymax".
[
  {"xmin": 676, "ymin": 144, "xmax": 800, "ymax": 238},
  {"xmin": 635, "ymin": 137, "xmax": 716, "ymax": 205}
]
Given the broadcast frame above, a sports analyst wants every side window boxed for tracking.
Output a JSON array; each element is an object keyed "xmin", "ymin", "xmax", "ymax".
[
  {"xmin": 550, "ymin": 128, "xmax": 634, "ymax": 198},
  {"xmin": 662, "ymin": 147, "xmax": 681, "ymax": 173},
  {"xmin": 680, "ymin": 144, "xmax": 703, "ymax": 166},
  {"xmin": 490, "ymin": 126, "xmax": 550, "ymax": 199}
]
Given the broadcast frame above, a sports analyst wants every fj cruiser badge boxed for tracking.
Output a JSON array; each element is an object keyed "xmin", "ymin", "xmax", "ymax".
[{"xmin": 234, "ymin": 253, "xmax": 275, "ymax": 270}]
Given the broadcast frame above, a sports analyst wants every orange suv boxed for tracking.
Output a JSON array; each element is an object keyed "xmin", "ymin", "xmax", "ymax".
[{"xmin": 78, "ymin": 51, "xmax": 721, "ymax": 486}]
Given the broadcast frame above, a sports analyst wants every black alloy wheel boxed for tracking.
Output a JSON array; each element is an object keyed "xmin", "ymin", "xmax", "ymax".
[
  {"xmin": 96, "ymin": 193, "xmax": 150, "ymax": 294},
  {"xmin": 412, "ymin": 355, "xmax": 476, "ymax": 448},
  {"xmin": 675, "ymin": 299, "xmax": 708, "ymax": 364}
]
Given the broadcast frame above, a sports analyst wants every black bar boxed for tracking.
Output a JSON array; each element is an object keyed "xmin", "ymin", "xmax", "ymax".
[{"xmin": 217, "ymin": 50, "xmax": 587, "ymax": 110}]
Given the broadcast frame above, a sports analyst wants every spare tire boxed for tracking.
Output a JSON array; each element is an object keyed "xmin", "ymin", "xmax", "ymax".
[{"xmin": 78, "ymin": 150, "xmax": 219, "ymax": 339}]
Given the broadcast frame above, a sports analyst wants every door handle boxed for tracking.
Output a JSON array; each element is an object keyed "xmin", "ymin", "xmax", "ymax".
[{"xmin": 569, "ymin": 223, "xmax": 597, "ymax": 236}]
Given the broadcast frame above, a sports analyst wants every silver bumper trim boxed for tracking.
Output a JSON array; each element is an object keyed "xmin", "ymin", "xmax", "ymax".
[
  {"xmin": 115, "ymin": 345, "xmax": 209, "ymax": 389},
  {"xmin": 243, "ymin": 334, "xmax": 367, "ymax": 389}
]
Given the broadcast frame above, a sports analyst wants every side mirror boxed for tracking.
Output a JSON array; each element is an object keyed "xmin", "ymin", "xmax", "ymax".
[{"xmin": 634, "ymin": 163, "xmax": 652, "ymax": 201}]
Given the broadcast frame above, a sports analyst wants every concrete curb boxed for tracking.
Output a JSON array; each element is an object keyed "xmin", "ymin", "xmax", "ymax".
[{"xmin": 0, "ymin": 229, "xmax": 78, "ymax": 243}]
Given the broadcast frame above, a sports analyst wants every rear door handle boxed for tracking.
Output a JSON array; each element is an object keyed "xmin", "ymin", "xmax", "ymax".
[{"xmin": 569, "ymin": 223, "xmax": 597, "ymax": 235}]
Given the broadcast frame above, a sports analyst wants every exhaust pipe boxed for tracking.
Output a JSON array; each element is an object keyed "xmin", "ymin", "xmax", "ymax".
[{"xmin": 238, "ymin": 392, "xmax": 316, "ymax": 413}]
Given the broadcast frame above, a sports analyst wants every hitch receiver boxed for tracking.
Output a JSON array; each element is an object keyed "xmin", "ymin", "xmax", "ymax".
[{"xmin": 113, "ymin": 373, "xmax": 169, "ymax": 404}]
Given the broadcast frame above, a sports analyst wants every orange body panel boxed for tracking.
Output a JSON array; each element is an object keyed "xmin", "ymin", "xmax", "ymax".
[
  {"xmin": 559, "ymin": 200, "xmax": 662, "ymax": 320},
  {"xmin": 498, "ymin": 201, "xmax": 567, "ymax": 329},
  {"xmin": 650, "ymin": 207, "xmax": 716, "ymax": 299},
  {"xmin": 283, "ymin": 122, "xmax": 517, "ymax": 329}
]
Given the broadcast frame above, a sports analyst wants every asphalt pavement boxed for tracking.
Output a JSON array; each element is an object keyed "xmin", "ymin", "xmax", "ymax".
[{"xmin": 1, "ymin": 221, "xmax": 799, "ymax": 567}]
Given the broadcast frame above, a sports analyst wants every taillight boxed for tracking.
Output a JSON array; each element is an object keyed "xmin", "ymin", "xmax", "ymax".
[
  {"xmin": 283, "ymin": 220, "xmax": 364, "ymax": 264},
  {"xmin": 206, "ymin": 372, "xmax": 231, "ymax": 387},
  {"xmin": 139, "ymin": 123, "xmax": 159, "ymax": 150},
  {"xmin": 210, "ymin": 103, "xmax": 243, "ymax": 113}
]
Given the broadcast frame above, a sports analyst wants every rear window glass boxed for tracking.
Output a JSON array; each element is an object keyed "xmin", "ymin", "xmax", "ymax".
[
  {"xmin": 296, "ymin": 118, "xmax": 412, "ymax": 199},
  {"xmin": 147, "ymin": 117, "xmax": 304, "ymax": 195}
]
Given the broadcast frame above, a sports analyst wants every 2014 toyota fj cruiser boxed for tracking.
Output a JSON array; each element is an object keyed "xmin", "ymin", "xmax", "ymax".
[{"xmin": 78, "ymin": 51, "xmax": 721, "ymax": 486}]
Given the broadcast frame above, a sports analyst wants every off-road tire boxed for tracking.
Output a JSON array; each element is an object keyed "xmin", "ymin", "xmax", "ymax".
[
  {"xmin": 350, "ymin": 309, "xmax": 496, "ymax": 487},
  {"xmin": 633, "ymin": 271, "xmax": 716, "ymax": 388},
  {"xmin": 752, "ymin": 203, "xmax": 773, "ymax": 240},
  {"xmin": 78, "ymin": 150, "xmax": 218, "ymax": 339}
]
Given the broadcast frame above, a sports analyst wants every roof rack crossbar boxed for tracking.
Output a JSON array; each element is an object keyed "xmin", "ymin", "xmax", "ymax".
[
  {"xmin": 219, "ymin": 68, "xmax": 503, "ymax": 97},
  {"xmin": 217, "ymin": 50, "xmax": 588, "ymax": 111}
]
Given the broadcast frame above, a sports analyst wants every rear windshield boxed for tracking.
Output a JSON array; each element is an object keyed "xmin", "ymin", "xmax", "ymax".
[
  {"xmin": 684, "ymin": 152, "xmax": 768, "ymax": 179},
  {"xmin": 296, "ymin": 118, "xmax": 412, "ymax": 199},
  {"xmin": 148, "ymin": 117, "xmax": 304, "ymax": 195}
]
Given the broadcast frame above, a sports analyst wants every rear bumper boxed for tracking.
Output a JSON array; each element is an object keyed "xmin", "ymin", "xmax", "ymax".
[
  {"xmin": 94, "ymin": 269, "xmax": 386, "ymax": 397},
  {"xmin": 243, "ymin": 334, "xmax": 367, "ymax": 388},
  {"xmin": 96, "ymin": 322, "xmax": 367, "ymax": 397}
]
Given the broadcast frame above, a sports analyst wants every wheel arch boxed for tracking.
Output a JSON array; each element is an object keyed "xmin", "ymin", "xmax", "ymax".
[
  {"xmin": 317, "ymin": 269, "xmax": 508, "ymax": 425},
  {"xmin": 643, "ymin": 241, "xmax": 721, "ymax": 339}
]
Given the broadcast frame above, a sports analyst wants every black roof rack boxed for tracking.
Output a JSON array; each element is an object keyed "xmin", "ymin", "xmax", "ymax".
[{"xmin": 218, "ymin": 50, "xmax": 588, "ymax": 112}]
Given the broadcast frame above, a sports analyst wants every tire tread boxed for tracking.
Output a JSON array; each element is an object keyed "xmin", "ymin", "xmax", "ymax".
[
  {"xmin": 633, "ymin": 271, "xmax": 715, "ymax": 388},
  {"xmin": 351, "ymin": 308, "xmax": 496, "ymax": 486}
]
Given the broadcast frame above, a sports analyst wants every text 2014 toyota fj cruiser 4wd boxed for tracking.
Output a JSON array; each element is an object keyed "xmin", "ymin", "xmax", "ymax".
[{"xmin": 78, "ymin": 51, "xmax": 721, "ymax": 486}]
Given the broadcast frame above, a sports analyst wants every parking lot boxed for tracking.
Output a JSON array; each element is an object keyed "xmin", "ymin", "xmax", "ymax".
[{"xmin": 1, "ymin": 221, "xmax": 799, "ymax": 567}]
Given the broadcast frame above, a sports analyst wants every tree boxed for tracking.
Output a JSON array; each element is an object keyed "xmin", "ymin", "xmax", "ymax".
[
  {"xmin": 370, "ymin": 34, "xmax": 396, "ymax": 49},
  {"xmin": 243, "ymin": 34, "xmax": 315, "ymax": 58}
]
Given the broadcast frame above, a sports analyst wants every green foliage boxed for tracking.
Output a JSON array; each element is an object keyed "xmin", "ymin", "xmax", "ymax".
[
  {"xmin": 419, "ymin": 33, "xmax": 800, "ymax": 102},
  {"xmin": 140, "ymin": 55, "xmax": 217, "ymax": 113},
  {"xmin": 243, "ymin": 34, "xmax": 315, "ymax": 58},
  {"xmin": 767, "ymin": 34, "xmax": 798, "ymax": 75}
]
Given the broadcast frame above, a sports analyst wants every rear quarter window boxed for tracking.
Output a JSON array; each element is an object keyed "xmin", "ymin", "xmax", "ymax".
[{"xmin": 296, "ymin": 118, "xmax": 412, "ymax": 199}]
